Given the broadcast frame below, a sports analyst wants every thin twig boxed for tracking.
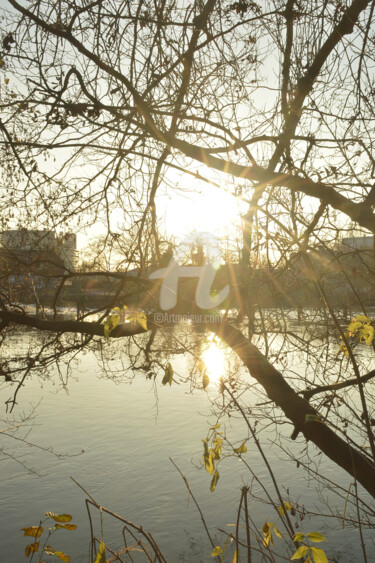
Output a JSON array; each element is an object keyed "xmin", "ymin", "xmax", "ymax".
[{"xmin": 169, "ymin": 457, "xmax": 215, "ymax": 549}]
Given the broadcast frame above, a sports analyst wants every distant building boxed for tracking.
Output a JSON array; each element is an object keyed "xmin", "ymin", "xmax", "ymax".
[
  {"xmin": 0, "ymin": 229, "xmax": 77, "ymax": 282},
  {"xmin": 342, "ymin": 236, "xmax": 374, "ymax": 252},
  {"xmin": 58, "ymin": 232, "xmax": 77, "ymax": 271}
]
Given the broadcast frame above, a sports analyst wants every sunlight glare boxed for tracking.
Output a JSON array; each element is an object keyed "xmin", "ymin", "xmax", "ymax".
[
  {"xmin": 201, "ymin": 337, "xmax": 226, "ymax": 384},
  {"xmin": 160, "ymin": 170, "xmax": 240, "ymax": 237}
]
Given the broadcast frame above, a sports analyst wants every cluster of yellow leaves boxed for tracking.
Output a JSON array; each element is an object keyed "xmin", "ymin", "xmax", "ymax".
[
  {"xmin": 262, "ymin": 521, "xmax": 282, "ymax": 547},
  {"xmin": 103, "ymin": 306, "xmax": 147, "ymax": 340},
  {"xmin": 211, "ymin": 502, "xmax": 328, "ymax": 562},
  {"xmin": 291, "ymin": 532, "xmax": 328, "ymax": 563},
  {"xmin": 339, "ymin": 314, "xmax": 374, "ymax": 356},
  {"xmin": 211, "ymin": 544, "xmax": 238, "ymax": 562},
  {"xmin": 127, "ymin": 309, "xmax": 148, "ymax": 331},
  {"xmin": 202, "ymin": 426, "xmax": 247, "ymax": 493},
  {"xmin": 23, "ymin": 513, "xmax": 76, "ymax": 561},
  {"xmin": 263, "ymin": 502, "xmax": 329, "ymax": 563},
  {"xmin": 202, "ymin": 425, "xmax": 224, "ymax": 492}
]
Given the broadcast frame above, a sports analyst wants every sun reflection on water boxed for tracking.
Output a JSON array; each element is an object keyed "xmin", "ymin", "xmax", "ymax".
[{"xmin": 201, "ymin": 336, "xmax": 226, "ymax": 384}]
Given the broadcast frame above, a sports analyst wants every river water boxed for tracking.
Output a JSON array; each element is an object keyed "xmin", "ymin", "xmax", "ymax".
[{"xmin": 0, "ymin": 319, "xmax": 374, "ymax": 561}]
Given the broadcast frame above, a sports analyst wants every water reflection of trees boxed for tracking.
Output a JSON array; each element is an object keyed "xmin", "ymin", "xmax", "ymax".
[
  {"xmin": 79, "ymin": 311, "xmax": 374, "ymax": 558},
  {"xmin": 2, "ymin": 300, "xmax": 375, "ymax": 558}
]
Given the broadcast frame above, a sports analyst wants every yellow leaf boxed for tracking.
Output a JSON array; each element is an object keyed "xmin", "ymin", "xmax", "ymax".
[
  {"xmin": 128, "ymin": 310, "xmax": 147, "ymax": 330},
  {"xmin": 347, "ymin": 321, "xmax": 362, "ymax": 333},
  {"xmin": 262, "ymin": 522, "xmax": 271, "ymax": 534},
  {"xmin": 197, "ymin": 358, "xmax": 205, "ymax": 372},
  {"xmin": 234, "ymin": 441, "xmax": 247, "ymax": 454},
  {"xmin": 44, "ymin": 546, "xmax": 70, "ymax": 562},
  {"xmin": 22, "ymin": 526, "xmax": 43, "ymax": 538},
  {"xmin": 291, "ymin": 545, "xmax": 309, "ymax": 559},
  {"xmin": 232, "ymin": 549, "xmax": 238, "ymax": 563},
  {"xmin": 103, "ymin": 312, "xmax": 120, "ymax": 340},
  {"xmin": 137, "ymin": 312, "xmax": 148, "ymax": 331},
  {"xmin": 263, "ymin": 533, "xmax": 272, "ymax": 547},
  {"xmin": 211, "ymin": 546, "xmax": 223, "ymax": 556},
  {"xmin": 310, "ymin": 547, "xmax": 328, "ymax": 563},
  {"xmin": 362, "ymin": 324, "xmax": 374, "ymax": 345},
  {"xmin": 210, "ymin": 469, "xmax": 220, "ymax": 492},
  {"xmin": 54, "ymin": 552, "xmax": 70, "ymax": 562},
  {"xmin": 203, "ymin": 452, "xmax": 215, "ymax": 475},
  {"xmin": 213, "ymin": 437, "xmax": 222, "ymax": 460},
  {"xmin": 305, "ymin": 413, "xmax": 325, "ymax": 424},
  {"xmin": 278, "ymin": 501, "xmax": 292, "ymax": 516},
  {"xmin": 93, "ymin": 541, "xmax": 107, "ymax": 563},
  {"xmin": 46, "ymin": 513, "xmax": 72, "ymax": 523},
  {"xmin": 306, "ymin": 532, "xmax": 326, "ymax": 543},
  {"xmin": 54, "ymin": 523, "xmax": 77, "ymax": 531},
  {"xmin": 162, "ymin": 362, "xmax": 173, "ymax": 385},
  {"xmin": 25, "ymin": 542, "xmax": 39, "ymax": 557},
  {"xmin": 353, "ymin": 315, "xmax": 370, "ymax": 323},
  {"xmin": 5, "ymin": 78, "xmax": 9, "ymax": 84},
  {"xmin": 273, "ymin": 524, "xmax": 282, "ymax": 538},
  {"xmin": 262, "ymin": 521, "xmax": 274, "ymax": 547},
  {"xmin": 293, "ymin": 533, "xmax": 305, "ymax": 542}
]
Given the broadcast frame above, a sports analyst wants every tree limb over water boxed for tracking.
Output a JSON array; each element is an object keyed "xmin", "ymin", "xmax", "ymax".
[{"xmin": 3, "ymin": 308, "xmax": 375, "ymax": 498}]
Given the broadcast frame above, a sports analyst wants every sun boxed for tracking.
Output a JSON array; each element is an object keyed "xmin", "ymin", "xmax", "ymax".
[{"xmin": 159, "ymin": 169, "xmax": 241, "ymax": 238}]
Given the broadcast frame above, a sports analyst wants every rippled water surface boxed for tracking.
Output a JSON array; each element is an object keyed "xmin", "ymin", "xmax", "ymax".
[{"xmin": 0, "ymin": 323, "xmax": 374, "ymax": 561}]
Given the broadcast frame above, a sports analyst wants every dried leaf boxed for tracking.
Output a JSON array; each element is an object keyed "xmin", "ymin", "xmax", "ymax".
[
  {"xmin": 210, "ymin": 469, "xmax": 220, "ymax": 492},
  {"xmin": 162, "ymin": 362, "xmax": 173, "ymax": 385},
  {"xmin": 234, "ymin": 441, "xmax": 247, "ymax": 454},
  {"xmin": 25, "ymin": 542, "xmax": 39, "ymax": 557},
  {"xmin": 93, "ymin": 541, "xmax": 107, "ymax": 563},
  {"xmin": 45, "ymin": 513, "xmax": 72, "ymax": 523},
  {"xmin": 54, "ymin": 523, "xmax": 77, "ymax": 531},
  {"xmin": 22, "ymin": 526, "xmax": 43, "ymax": 538}
]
